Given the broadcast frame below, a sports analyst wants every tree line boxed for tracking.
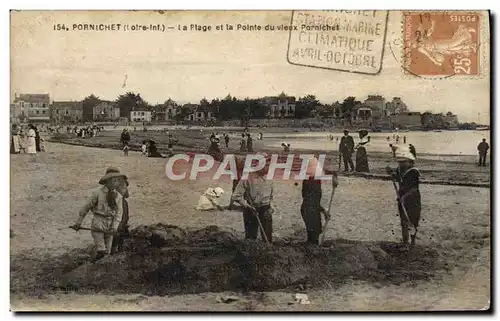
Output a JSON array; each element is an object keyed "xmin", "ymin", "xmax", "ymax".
[{"xmin": 81, "ymin": 92, "xmax": 460, "ymax": 127}]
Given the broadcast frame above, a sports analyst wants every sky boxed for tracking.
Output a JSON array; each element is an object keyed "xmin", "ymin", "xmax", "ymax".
[{"xmin": 10, "ymin": 10, "xmax": 490, "ymax": 123}]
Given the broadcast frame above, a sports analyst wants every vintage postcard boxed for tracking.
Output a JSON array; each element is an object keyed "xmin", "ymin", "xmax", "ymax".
[{"xmin": 10, "ymin": 10, "xmax": 490, "ymax": 312}]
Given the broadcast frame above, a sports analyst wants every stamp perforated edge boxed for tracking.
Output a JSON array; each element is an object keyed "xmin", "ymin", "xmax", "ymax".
[{"xmin": 394, "ymin": 10, "xmax": 489, "ymax": 80}]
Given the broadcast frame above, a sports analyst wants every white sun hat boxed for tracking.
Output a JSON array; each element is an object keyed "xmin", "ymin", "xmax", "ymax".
[
  {"xmin": 213, "ymin": 187, "xmax": 225, "ymax": 197},
  {"xmin": 396, "ymin": 145, "xmax": 416, "ymax": 161}
]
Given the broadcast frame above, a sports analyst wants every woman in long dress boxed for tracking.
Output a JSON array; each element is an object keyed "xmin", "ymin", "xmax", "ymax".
[
  {"xmin": 35, "ymin": 126, "xmax": 41, "ymax": 152},
  {"xmin": 355, "ymin": 130, "xmax": 370, "ymax": 172},
  {"xmin": 239, "ymin": 133, "xmax": 247, "ymax": 152},
  {"xmin": 11, "ymin": 124, "xmax": 21, "ymax": 154},
  {"xmin": 26, "ymin": 124, "xmax": 37, "ymax": 154}
]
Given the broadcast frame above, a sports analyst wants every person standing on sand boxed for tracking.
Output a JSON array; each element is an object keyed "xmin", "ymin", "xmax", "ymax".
[
  {"xmin": 386, "ymin": 146, "xmax": 421, "ymax": 247},
  {"xmin": 246, "ymin": 133, "xmax": 254, "ymax": 152},
  {"xmin": 240, "ymin": 133, "xmax": 247, "ymax": 152},
  {"xmin": 300, "ymin": 157, "xmax": 339, "ymax": 245},
  {"xmin": 70, "ymin": 167, "xmax": 127, "ymax": 262},
  {"xmin": 141, "ymin": 140, "xmax": 148, "ymax": 156},
  {"xmin": 339, "ymin": 130, "xmax": 355, "ymax": 172},
  {"xmin": 111, "ymin": 170, "xmax": 130, "ymax": 254},
  {"xmin": 167, "ymin": 133, "xmax": 178, "ymax": 156},
  {"xmin": 120, "ymin": 128, "xmax": 130, "ymax": 148},
  {"xmin": 389, "ymin": 144, "xmax": 398, "ymax": 159},
  {"xmin": 224, "ymin": 134, "xmax": 230, "ymax": 148},
  {"xmin": 11, "ymin": 124, "xmax": 21, "ymax": 154},
  {"xmin": 26, "ymin": 124, "xmax": 37, "ymax": 154},
  {"xmin": 477, "ymin": 138, "xmax": 489, "ymax": 167},
  {"xmin": 231, "ymin": 153, "xmax": 274, "ymax": 242},
  {"xmin": 355, "ymin": 130, "xmax": 370, "ymax": 173},
  {"xmin": 35, "ymin": 126, "xmax": 41, "ymax": 152}
]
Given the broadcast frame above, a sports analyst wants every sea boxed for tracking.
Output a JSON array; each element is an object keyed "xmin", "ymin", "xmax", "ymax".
[{"xmin": 260, "ymin": 130, "xmax": 491, "ymax": 157}]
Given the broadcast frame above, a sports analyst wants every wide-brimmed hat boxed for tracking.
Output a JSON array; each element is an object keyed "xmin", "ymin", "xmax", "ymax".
[
  {"xmin": 396, "ymin": 145, "xmax": 416, "ymax": 161},
  {"xmin": 99, "ymin": 167, "xmax": 128, "ymax": 184}
]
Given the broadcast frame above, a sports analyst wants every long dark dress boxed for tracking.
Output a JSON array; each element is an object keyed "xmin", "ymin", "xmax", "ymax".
[
  {"xmin": 240, "ymin": 137, "xmax": 247, "ymax": 152},
  {"xmin": 35, "ymin": 128, "xmax": 41, "ymax": 152},
  {"xmin": 355, "ymin": 145, "xmax": 369, "ymax": 172},
  {"xmin": 247, "ymin": 136, "xmax": 253, "ymax": 152},
  {"xmin": 301, "ymin": 179, "xmax": 325, "ymax": 244},
  {"xmin": 396, "ymin": 166, "xmax": 421, "ymax": 228}
]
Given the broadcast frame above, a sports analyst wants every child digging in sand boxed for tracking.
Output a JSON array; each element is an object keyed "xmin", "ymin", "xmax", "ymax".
[
  {"xmin": 386, "ymin": 145, "xmax": 421, "ymax": 248},
  {"xmin": 70, "ymin": 167, "xmax": 128, "ymax": 262}
]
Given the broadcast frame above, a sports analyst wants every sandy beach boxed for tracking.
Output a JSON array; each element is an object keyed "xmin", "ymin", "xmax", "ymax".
[{"xmin": 10, "ymin": 141, "xmax": 490, "ymax": 311}]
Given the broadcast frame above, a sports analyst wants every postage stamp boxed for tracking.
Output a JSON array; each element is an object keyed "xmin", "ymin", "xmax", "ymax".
[
  {"xmin": 287, "ymin": 10, "xmax": 389, "ymax": 75},
  {"xmin": 402, "ymin": 11, "xmax": 481, "ymax": 77}
]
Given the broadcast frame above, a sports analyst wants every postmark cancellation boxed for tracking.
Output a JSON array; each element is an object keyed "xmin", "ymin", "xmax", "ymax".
[{"xmin": 287, "ymin": 10, "xmax": 389, "ymax": 75}]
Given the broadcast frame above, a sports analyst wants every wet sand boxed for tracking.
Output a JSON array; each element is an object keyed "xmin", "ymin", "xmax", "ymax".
[{"xmin": 10, "ymin": 142, "xmax": 490, "ymax": 311}]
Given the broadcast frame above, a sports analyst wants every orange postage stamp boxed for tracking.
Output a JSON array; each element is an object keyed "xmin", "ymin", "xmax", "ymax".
[{"xmin": 403, "ymin": 11, "xmax": 480, "ymax": 77}]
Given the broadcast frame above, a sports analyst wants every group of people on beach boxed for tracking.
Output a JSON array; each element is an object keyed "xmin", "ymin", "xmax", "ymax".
[
  {"xmin": 228, "ymin": 142, "xmax": 422, "ymax": 248},
  {"xmin": 120, "ymin": 128, "xmax": 177, "ymax": 158},
  {"xmin": 10, "ymin": 123, "xmax": 44, "ymax": 154},
  {"xmin": 66, "ymin": 126, "xmax": 495, "ymax": 263},
  {"xmin": 72, "ymin": 125, "xmax": 102, "ymax": 138},
  {"xmin": 338, "ymin": 129, "xmax": 370, "ymax": 173}
]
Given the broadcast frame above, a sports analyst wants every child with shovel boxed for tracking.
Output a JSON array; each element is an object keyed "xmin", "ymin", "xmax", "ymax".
[
  {"xmin": 386, "ymin": 145, "xmax": 421, "ymax": 247},
  {"xmin": 301, "ymin": 156, "xmax": 338, "ymax": 245},
  {"xmin": 70, "ymin": 167, "xmax": 128, "ymax": 262},
  {"xmin": 231, "ymin": 153, "xmax": 274, "ymax": 243}
]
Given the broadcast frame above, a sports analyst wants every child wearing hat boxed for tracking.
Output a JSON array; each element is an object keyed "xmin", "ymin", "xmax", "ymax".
[
  {"xmin": 70, "ymin": 167, "xmax": 128, "ymax": 261},
  {"xmin": 386, "ymin": 145, "xmax": 421, "ymax": 246}
]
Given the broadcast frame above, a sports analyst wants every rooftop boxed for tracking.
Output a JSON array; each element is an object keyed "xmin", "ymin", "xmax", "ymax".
[
  {"xmin": 14, "ymin": 93, "xmax": 50, "ymax": 103},
  {"xmin": 51, "ymin": 101, "xmax": 83, "ymax": 110}
]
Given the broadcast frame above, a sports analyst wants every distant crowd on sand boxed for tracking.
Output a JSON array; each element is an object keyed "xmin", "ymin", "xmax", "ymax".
[{"xmin": 65, "ymin": 125, "xmax": 104, "ymax": 138}]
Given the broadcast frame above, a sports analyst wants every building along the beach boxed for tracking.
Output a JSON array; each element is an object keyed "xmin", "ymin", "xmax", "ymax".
[
  {"xmin": 12, "ymin": 93, "xmax": 51, "ymax": 123},
  {"xmin": 154, "ymin": 104, "xmax": 178, "ymax": 121},
  {"xmin": 185, "ymin": 110, "xmax": 215, "ymax": 121},
  {"xmin": 390, "ymin": 112, "xmax": 422, "ymax": 130},
  {"xmin": 93, "ymin": 101, "xmax": 120, "ymax": 121},
  {"xmin": 130, "ymin": 109, "xmax": 152, "ymax": 122},
  {"xmin": 421, "ymin": 112, "xmax": 460, "ymax": 130},
  {"xmin": 50, "ymin": 101, "xmax": 83, "ymax": 124},
  {"xmin": 363, "ymin": 95, "xmax": 386, "ymax": 114},
  {"xmin": 260, "ymin": 92, "xmax": 296, "ymax": 118},
  {"xmin": 385, "ymin": 97, "xmax": 409, "ymax": 116}
]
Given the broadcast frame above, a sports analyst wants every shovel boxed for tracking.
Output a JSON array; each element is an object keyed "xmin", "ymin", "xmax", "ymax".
[
  {"xmin": 319, "ymin": 176, "xmax": 338, "ymax": 246},
  {"xmin": 66, "ymin": 225, "xmax": 116, "ymax": 235},
  {"xmin": 390, "ymin": 180, "xmax": 417, "ymax": 236}
]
